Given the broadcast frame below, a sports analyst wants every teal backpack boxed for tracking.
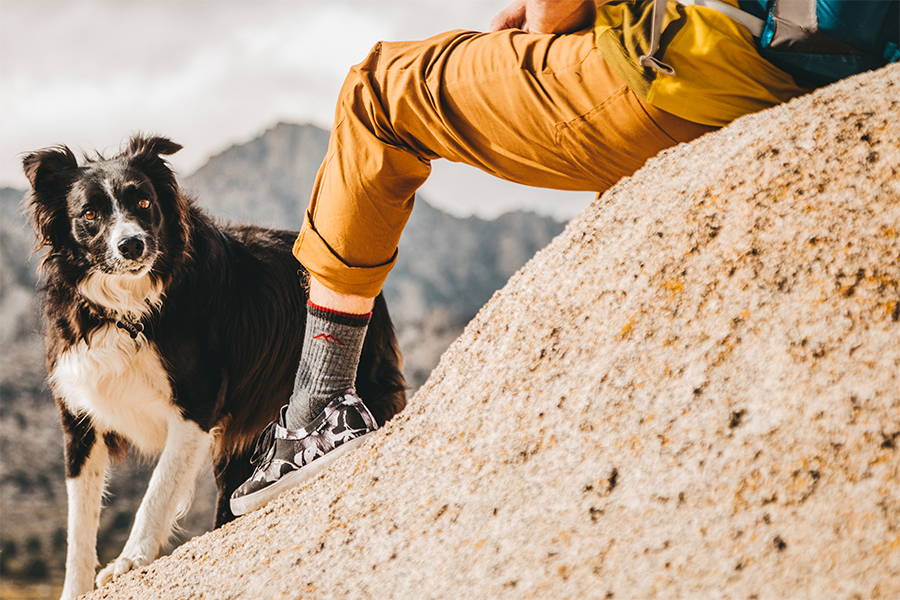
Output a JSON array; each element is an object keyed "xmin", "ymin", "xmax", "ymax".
[
  {"xmin": 741, "ymin": 0, "xmax": 900, "ymax": 86},
  {"xmin": 640, "ymin": 0, "xmax": 900, "ymax": 87}
]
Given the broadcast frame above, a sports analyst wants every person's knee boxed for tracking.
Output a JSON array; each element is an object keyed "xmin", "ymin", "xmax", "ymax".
[
  {"xmin": 334, "ymin": 40, "xmax": 435, "ymax": 155},
  {"xmin": 332, "ymin": 46, "xmax": 389, "ymax": 137},
  {"xmin": 353, "ymin": 40, "xmax": 385, "ymax": 73},
  {"xmin": 336, "ymin": 30, "xmax": 468, "ymax": 115}
]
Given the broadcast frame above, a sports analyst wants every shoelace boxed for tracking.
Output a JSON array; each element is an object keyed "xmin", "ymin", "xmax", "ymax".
[
  {"xmin": 249, "ymin": 394, "xmax": 376, "ymax": 468},
  {"xmin": 250, "ymin": 420, "xmax": 277, "ymax": 466}
]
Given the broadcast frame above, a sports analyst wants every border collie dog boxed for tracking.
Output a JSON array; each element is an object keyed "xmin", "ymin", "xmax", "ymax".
[{"xmin": 22, "ymin": 136, "xmax": 406, "ymax": 600}]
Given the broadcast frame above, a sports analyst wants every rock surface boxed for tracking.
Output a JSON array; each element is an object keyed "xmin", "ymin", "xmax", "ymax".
[{"xmin": 89, "ymin": 65, "xmax": 900, "ymax": 599}]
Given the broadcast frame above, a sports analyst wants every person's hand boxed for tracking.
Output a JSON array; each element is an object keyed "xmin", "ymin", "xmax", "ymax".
[
  {"xmin": 490, "ymin": 0, "xmax": 596, "ymax": 35},
  {"xmin": 490, "ymin": 0, "xmax": 527, "ymax": 31}
]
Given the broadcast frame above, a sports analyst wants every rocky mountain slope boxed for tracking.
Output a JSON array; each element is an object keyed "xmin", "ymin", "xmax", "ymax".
[
  {"xmin": 0, "ymin": 125, "xmax": 561, "ymax": 584},
  {"xmin": 89, "ymin": 65, "xmax": 900, "ymax": 599}
]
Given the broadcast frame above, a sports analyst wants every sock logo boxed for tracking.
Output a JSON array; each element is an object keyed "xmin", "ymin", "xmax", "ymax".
[{"xmin": 313, "ymin": 333, "xmax": 345, "ymax": 345}]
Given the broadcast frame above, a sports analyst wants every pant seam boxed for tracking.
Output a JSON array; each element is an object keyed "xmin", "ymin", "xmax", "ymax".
[
  {"xmin": 553, "ymin": 85, "xmax": 630, "ymax": 145},
  {"xmin": 630, "ymin": 95, "xmax": 683, "ymax": 145}
]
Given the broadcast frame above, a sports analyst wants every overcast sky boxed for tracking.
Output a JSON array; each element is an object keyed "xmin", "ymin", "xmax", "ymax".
[{"xmin": 0, "ymin": 0, "xmax": 593, "ymax": 218}]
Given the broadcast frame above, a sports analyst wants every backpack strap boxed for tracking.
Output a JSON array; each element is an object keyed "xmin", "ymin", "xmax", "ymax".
[
  {"xmin": 640, "ymin": 0, "xmax": 765, "ymax": 76},
  {"xmin": 680, "ymin": 0, "xmax": 763, "ymax": 36},
  {"xmin": 639, "ymin": 0, "xmax": 677, "ymax": 75}
]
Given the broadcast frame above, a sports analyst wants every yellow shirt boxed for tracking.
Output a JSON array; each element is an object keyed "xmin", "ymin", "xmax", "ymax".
[{"xmin": 595, "ymin": 0, "xmax": 807, "ymax": 126}]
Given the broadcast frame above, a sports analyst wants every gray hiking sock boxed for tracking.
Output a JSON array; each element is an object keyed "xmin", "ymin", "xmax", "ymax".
[{"xmin": 284, "ymin": 301, "xmax": 371, "ymax": 429}]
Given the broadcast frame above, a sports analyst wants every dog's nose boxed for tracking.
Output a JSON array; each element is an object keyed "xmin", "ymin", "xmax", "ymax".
[{"xmin": 117, "ymin": 236, "xmax": 145, "ymax": 260}]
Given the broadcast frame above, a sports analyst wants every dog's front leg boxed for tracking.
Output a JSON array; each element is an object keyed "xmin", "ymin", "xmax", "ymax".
[
  {"xmin": 96, "ymin": 417, "xmax": 212, "ymax": 588},
  {"xmin": 60, "ymin": 416, "xmax": 109, "ymax": 600}
]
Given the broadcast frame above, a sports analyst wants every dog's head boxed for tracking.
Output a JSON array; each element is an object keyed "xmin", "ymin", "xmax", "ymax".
[
  {"xmin": 23, "ymin": 135, "xmax": 184, "ymax": 278},
  {"xmin": 23, "ymin": 135, "xmax": 193, "ymax": 319}
]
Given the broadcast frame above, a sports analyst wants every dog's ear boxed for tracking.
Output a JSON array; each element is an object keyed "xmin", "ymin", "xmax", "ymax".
[
  {"xmin": 22, "ymin": 146, "xmax": 78, "ymax": 249},
  {"xmin": 126, "ymin": 135, "xmax": 182, "ymax": 160},
  {"xmin": 123, "ymin": 134, "xmax": 192, "ymax": 250},
  {"xmin": 22, "ymin": 146, "xmax": 78, "ymax": 192},
  {"xmin": 123, "ymin": 134, "xmax": 182, "ymax": 194}
]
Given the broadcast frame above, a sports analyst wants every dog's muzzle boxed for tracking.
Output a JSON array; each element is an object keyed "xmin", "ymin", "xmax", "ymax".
[{"xmin": 117, "ymin": 236, "xmax": 146, "ymax": 260}]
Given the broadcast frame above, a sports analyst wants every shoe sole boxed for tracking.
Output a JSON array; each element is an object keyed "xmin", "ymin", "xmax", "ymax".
[{"xmin": 230, "ymin": 432, "xmax": 373, "ymax": 517}]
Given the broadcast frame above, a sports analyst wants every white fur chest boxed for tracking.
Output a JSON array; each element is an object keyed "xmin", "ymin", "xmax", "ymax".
[{"xmin": 51, "ymin": 324, "xmax": 177, "ymax": 454}]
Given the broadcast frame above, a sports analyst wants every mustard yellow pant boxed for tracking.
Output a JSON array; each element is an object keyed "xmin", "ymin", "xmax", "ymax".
[{"xmin": 293, "ymin": 28, "xmax": 714, "ymax": 297}]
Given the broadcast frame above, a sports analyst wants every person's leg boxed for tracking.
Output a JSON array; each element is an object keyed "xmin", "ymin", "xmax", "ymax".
[
  {"xmin": 232, "ymin": 27, "xmax": 714, "ymax": 515},
  {"xmin": 293, "ymin": 27, "xmax": 714, "ymax": 299},
  {"xmin": 229, "ymin": 279, "xmax": 381, "ymax": 516},
  {"xmin": 283, "ymin": 279, "xmax": 374, "ymax": 428},
  {"xmin": 286, "ymin": 26, "xmax": 712, "ymax": 426}
]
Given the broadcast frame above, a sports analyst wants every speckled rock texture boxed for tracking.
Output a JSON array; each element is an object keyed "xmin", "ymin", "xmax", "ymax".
[{"xmin": 89, "ymin": 65, "xmax": 900, "ymax": 600}]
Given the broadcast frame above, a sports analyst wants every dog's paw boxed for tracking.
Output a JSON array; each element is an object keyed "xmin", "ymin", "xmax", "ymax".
[{"xmin": 95, "ymin": 555, "xmax": 149, "ymax": 588}]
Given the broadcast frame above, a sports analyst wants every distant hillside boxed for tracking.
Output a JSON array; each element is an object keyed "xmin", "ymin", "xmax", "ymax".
[
  {"xmin": 0, "ymin": 187, "xmax": 39, "ymax": 342},
  {"xmin": 0, "ymin": 125, "xmax": 562, "ymax": 584},
  {"xmin": 184, "ymin": 124, "xmax": 330, "ymax": 230}
]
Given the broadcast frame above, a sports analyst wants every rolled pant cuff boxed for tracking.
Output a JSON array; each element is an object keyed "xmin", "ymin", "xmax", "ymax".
[{"xmin": 292, "ymin": 211, "xmax": 397, "ymax": 298}]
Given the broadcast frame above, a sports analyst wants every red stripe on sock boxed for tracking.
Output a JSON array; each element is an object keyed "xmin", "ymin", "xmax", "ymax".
[{"xmin": 307, "ymin": 300, "xmax": 372, "ymax": 320}]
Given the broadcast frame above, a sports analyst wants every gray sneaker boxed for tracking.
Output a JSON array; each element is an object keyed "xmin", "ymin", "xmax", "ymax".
[{"xmin": 230, "ymin": 392, "xmax": 378, "ymax": 516}]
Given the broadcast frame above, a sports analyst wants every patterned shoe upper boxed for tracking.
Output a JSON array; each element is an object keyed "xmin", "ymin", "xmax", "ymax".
[{"xmin": 233, "ymin": 392, "xmax": 378, "ymax": 500}]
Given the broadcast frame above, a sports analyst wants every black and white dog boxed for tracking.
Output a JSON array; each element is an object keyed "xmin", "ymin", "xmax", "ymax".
[{"xmin": 22, "ymin": 136, "xmax": 406, "ymax": 600}]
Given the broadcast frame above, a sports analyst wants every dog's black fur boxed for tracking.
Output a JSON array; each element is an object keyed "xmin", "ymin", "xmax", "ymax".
[{"xmin": 24, "ymin": 135, "xmax": 406, "ymax": 527}]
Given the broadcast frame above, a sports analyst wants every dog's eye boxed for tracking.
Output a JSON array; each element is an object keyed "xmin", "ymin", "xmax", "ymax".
[
  {"xmin": 83, "ymin": 210, "xmax": 98, "ymax": 221},
  {"xmin": 137, "ymin": 199, "xmax": 151, "ymax": 210}
]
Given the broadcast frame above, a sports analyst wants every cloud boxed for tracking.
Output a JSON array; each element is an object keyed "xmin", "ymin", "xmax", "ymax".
[{"xmin": 2, "ymin": 1, "xmax": 484, "ymax": 180}]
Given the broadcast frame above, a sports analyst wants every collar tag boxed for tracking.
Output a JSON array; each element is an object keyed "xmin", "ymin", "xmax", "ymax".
[{"xmin": 115, "ymin": 319, "xmax": 144, "ymax": 339}]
